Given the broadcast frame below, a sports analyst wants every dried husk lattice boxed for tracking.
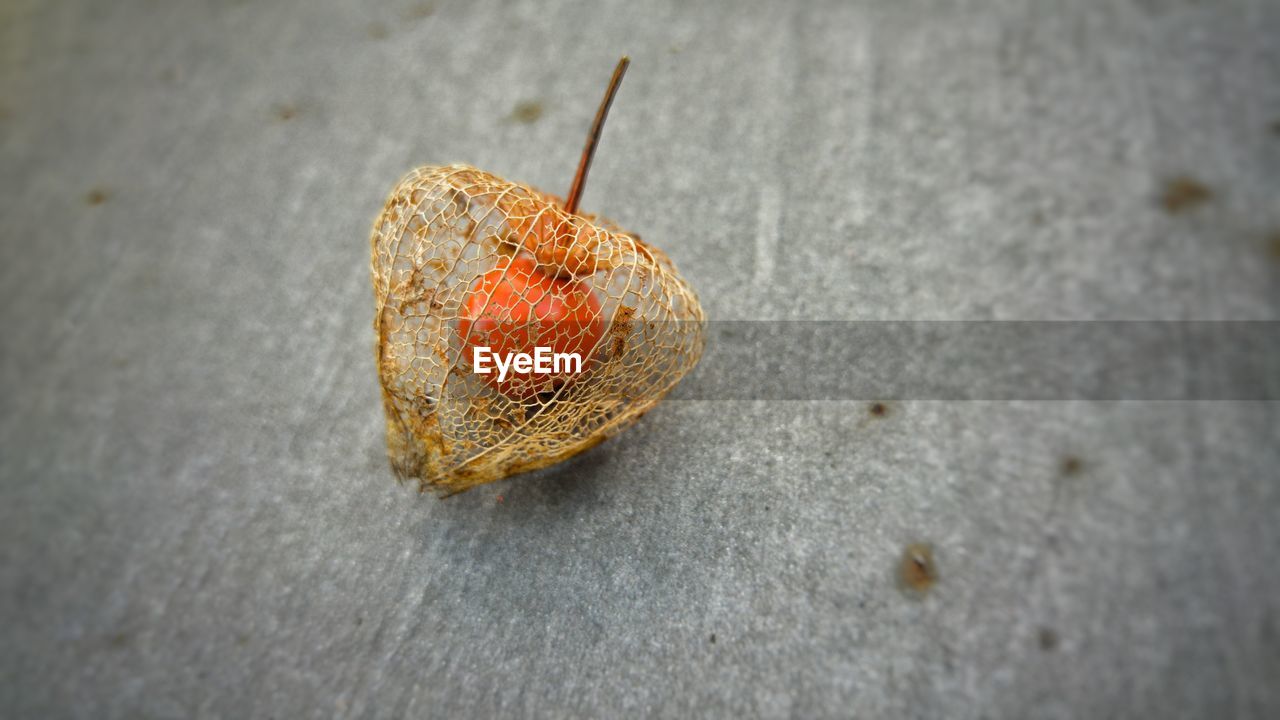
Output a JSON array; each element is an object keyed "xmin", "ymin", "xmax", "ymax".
[{"xmin": 371, "ymin": 164, "xmax": 705, "ymax": 495}]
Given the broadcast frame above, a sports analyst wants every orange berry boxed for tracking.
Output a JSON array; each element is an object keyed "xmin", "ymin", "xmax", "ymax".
[{"xmin": 458, "ymin": 254, "xmax": 604, "ymax": 399}]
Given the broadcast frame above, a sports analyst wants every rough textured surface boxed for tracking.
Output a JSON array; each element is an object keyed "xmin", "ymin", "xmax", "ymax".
[{"xmin": 2, "ymin": 1, "xmax": 1278, "ymax": 718}]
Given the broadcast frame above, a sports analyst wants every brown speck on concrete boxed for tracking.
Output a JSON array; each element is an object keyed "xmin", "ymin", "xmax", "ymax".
[
  {"xmin": 869, "ymin": 402, "xmax": 889, "ymax": 418},
  {"xmin": 1038, "ymin": 626, "xmax": 1059, "ymax": 651},
  {"xmin": 273, "ymin": 103, "xmax": 297, "ymax": 121},
  {"xmin": 367, "ymin": 21, "xmax": 389, "ymax": 39},
  {"xmin": 511, "ymin": 100, "xmax": 544, "ymax": 124},
  {"xmin": 355, "ymin": 616, "xmax": 363, "ymax": 627},
  {"xmin": 1267, "ymin": 232, "xmax": 1280, "ymax": 261},
  {"xmin": 85, "ymin": 188, "xmax": 109, "ymax": 206},
  {"xmin": 495, "ymin": 494, "xmax": 504, "ymax": 504},
  {"xmin": 900, "ymin": 543, "xmax": 938, "ymax": 594},
  {"xmin": 403, "ymin": 2, "xmax": 434, "ymax": 20},
  {"xmin": 106, "ymin": 632, "xmax": 130, "ymax": 649},
  {"xmin": 1060, "ymin": 456, "xmax": 1083, "ymax": 477},
  {"xmin": 1160, "ymin": 176, "xmax": 1212, "ymax": 214},
  {"xmin": 1031, "ymin": 209, "xmax": 1045, "ymax": 226},
  {"xmin": 709, "ymin": 633, "xmax": 716, "ymax": 644}
]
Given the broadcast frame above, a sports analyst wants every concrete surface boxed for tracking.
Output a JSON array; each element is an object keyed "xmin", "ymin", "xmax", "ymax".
[{"xmin": 2, "ymin": 0, "xmax": 1279, "ymax": 717}]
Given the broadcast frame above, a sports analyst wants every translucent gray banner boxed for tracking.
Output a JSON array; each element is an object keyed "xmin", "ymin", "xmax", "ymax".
[{"xmin": 656, "ymin": 322, "xmax": 1280, "ymax": 400}]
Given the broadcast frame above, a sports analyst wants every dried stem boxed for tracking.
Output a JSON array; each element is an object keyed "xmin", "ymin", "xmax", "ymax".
[{"xmin": 564, "ymin": 56, "xmax": 630, "ymax": 215}]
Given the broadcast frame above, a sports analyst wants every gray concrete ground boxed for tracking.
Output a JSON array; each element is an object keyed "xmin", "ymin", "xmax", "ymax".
[{"xmin": 2, "ymin": 0, "xmax": 1279, "ymax": 717}]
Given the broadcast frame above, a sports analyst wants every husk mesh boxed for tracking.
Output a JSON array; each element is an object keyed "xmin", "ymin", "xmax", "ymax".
[{"xmin": 370, "ymin": 164, "xmax": 705, "ymax": 495}]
